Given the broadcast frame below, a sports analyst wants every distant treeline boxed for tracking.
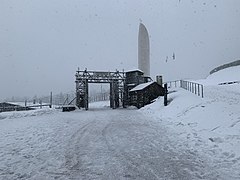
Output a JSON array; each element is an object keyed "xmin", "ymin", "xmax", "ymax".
[{"xmin": 2, "ymin": 89, "xmax": 110, "ymax": 106}]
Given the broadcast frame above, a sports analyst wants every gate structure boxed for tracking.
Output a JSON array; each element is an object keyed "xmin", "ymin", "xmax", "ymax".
[{"xmin": 75, "ymin": 68, "xmax": 126, "ymax": 110}]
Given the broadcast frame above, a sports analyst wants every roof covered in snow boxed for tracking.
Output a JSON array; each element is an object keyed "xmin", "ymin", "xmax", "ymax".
[
  {"xmin": 125, "ymin": 69, "xmax": 143, "ymax": 73},
  {"xmin": 130, "ymin": 82, "xmax": 154, "ymax": 92}
]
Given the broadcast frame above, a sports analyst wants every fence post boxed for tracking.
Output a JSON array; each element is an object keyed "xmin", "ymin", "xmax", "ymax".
[
  {"xmin": 164, "ymin": 83, "xmax": 168, "ymax": 106},
  {"xmin": 198, "ymin": 84, "xmax": 200, "ymax": 96},
  {"xmin": 50, "ymin": 92, "xmax": 52, "ymax": 108},
  {"xmin": 195, "ymin": 83, "xmax": 197, "ymax": 94},
  {"xmin": 40, "ymin": 100, "xmax": 42, "ymax": 109}
]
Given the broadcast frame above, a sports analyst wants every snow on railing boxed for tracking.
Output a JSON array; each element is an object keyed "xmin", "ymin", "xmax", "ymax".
[
  {"xmin": 180, "ymin": 80, "xmax": 204, "ymax": 98},
  {"xmin": 162, "ymin": 80, "xmax": 204, "ymax": 98},
  {"xmin": 163, "ymin": 80, "xmax": 181, "ymax": 88}
]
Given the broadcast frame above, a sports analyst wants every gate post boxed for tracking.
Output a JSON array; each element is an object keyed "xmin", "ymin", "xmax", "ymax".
[
  {"xmin": 110, "ymin": 82, "xmax": 114, "ymax": 108},
  {"xmin": 76, "ymin": 81, "xmax": 81, "ymax": 108},
  {"xmin": 84, "ymin": 80, "xmax": 89, "ymax": 110},
  {"xmin": 114, "ymin": 80, "xmax": 119, "ymax": 108}
]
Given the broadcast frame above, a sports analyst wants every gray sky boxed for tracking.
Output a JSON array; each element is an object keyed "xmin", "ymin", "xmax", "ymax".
[{"xmin": 1, "ymin": 0, "xmax": 240, "ymax": 100}]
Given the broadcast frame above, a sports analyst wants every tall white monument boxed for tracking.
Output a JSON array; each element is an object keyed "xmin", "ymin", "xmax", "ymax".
[{"xmin": 138, "ymin": 23, "xmax": 150, "ymax": 77}]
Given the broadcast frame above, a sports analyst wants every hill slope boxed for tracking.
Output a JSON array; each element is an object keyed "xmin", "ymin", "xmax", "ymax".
[
  {"xmin": 198, "ymin": 65, "xmax": 240, "ymax": 85},
  {"xmin": 141, "ymin": 66, "xmax": 240, "ymax": 179}
]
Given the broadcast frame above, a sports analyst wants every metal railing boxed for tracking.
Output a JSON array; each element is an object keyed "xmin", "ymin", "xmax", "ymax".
[
  {"xmin": 162, "ymin": 80, "xmax": 204, "ymax": 98},
  {"xmin": 163, "ymin": 80, "xmax": 181, "ymax": 88},
  {"xmin": 180, "ymin": 80, "xmax": 204, "ymax": 98}
]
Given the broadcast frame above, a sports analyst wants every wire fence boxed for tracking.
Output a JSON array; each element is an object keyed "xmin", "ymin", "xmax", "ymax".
[
  {"xmin": 89, "ymin": 92, "xmax": 110, "ymax": 103},
  {"xmin": 0, "ymin": 92, "xmax": 77, "ymax": 112}
]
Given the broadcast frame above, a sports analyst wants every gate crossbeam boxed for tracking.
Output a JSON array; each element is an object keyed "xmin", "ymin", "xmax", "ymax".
[{"xmin": 75, "ymin": 69, "xmax": 125, "ymax": 110}]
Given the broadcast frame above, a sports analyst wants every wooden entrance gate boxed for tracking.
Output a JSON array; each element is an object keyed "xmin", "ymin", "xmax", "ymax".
[{"xmin": 75, "ymin": 68, "xmax": 126, "ymax": 110}]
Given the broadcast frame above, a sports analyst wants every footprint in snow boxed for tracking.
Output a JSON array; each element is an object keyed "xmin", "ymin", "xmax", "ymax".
[
  {"xmin": 208, "ymin": 137, "xmax": 224, "ymax": 143},
  {"xmin": 229, "ymin": 120, "xmax": 240, "ymax": 127}
]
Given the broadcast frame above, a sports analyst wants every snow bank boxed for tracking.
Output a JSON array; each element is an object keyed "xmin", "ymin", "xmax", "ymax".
[
  {"xmin": 0, "ymin": 108, "xmax": 57, "ymax": 120},
  {"xmin": 6, "ymin": 102, "xmax": 49, "ymax": 107},
  {"xmin": 89, "ymin": 101, "xmax": 110, "ymax": 109},
  {"xmin": 140, "ymin": 66, "xmax": 240, "ymax": 179},
  {"xmin": 197, "ymin": 65, "xmax": 240, "ymax": 85}
]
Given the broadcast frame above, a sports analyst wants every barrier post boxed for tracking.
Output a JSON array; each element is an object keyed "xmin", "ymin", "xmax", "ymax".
[{"xmin": 164, "ymin": 83, "xmax": 168, "ymax": 106}]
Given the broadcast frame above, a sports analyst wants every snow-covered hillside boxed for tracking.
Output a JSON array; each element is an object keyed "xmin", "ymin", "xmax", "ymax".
[
  {"xmin": 197, "ymin": 65, "xmax": 240, "ymax": 85},
  {"xmin": 141, "ymin": 65, "xmax": 240, "ymax": 179}
]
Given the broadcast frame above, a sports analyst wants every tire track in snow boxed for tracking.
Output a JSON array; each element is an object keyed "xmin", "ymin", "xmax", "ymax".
[
  {"xmin": 61, "ymin": 109, "xmax": 219, "ymax": 179},
  {"xmin": 64, "ymin": 121, "xmax": 95, "ymax": 171},
  {"xmin": 63, "ymin": 111, "xmax": 125, "ymax": 179},
  {"xmin": 102, "ymin": 120, "xmax": 162, "ymax": 180}
]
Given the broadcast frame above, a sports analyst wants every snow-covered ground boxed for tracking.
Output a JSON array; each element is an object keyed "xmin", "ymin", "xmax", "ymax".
[
  {"xmin": 5, "ymin": 102, "xmax": 50, "ymax": 107},
  {"xmin": 196, "ymin": 65, "xmax": 240, "ymax": 86},
  {"xmin": 0, "ymin": 103, "xmax": 220, "ymax": 179},
  {"xmin": 141, "ymin": 66, "xmax": 240, "ymax": 179},
  {"xmin": 0, "ymin": 66, "xmax": 239, "ymax": 179}
]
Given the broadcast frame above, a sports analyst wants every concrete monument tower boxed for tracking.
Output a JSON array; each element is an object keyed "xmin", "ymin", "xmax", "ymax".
[{"xmin": 138, "ymin": 23, "xmax": 150, "ymax": 77}]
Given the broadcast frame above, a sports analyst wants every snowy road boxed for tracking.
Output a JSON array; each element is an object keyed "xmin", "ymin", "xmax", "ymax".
[{"xmin": 0, "ymin": 106, "xmax": 218, "ymax": 180}]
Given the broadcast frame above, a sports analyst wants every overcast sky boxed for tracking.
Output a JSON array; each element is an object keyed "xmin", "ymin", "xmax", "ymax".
[{"xmin": 1, "ymin": 0, "xmax": 240, "ymax": 100}]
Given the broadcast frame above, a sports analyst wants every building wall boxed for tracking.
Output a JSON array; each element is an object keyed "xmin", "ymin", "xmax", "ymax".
[{"xmin": 128, "ymin": 82, "xmax": 164, "ymax": 108}]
